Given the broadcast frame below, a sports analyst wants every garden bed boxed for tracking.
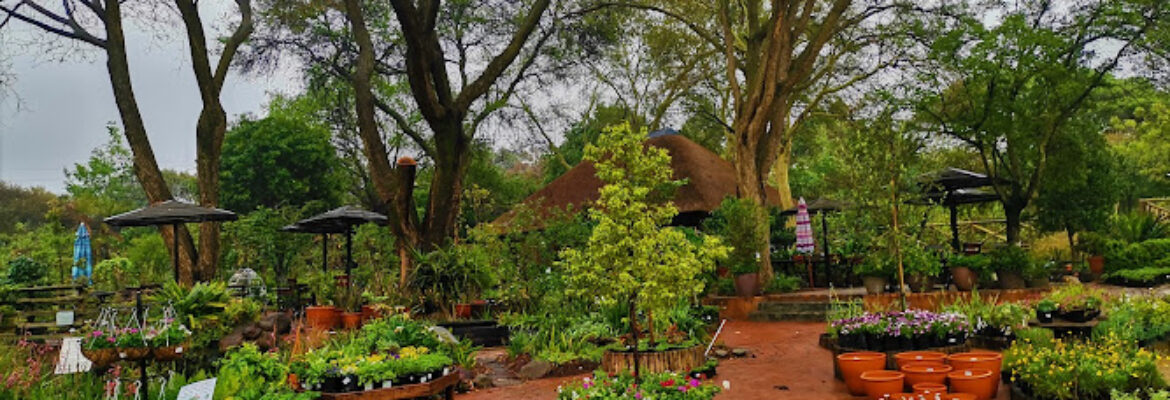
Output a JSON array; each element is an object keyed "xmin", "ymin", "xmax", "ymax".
[
  {"xmin": 600, "ymin": 344, "xmax": 704, "ymax": 375},
  {"xmin": 317, "ymin": 373, "xmax": 458, "ymax": 400}
]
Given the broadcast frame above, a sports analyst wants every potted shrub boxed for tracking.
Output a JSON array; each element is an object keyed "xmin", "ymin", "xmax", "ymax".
[
  {"xmin": 336, "ymin": 284, "xmax": 364, "ymax": 330},
  {"xmin": 1076, "ymin": 231, "xmax": 1110, "ymax": 275},
  {"xmin": 731, "ymin": 262, "xmax": 761, "ymax": 297},
  {"xmin": 947, "ymin": 254, "xmax": 989, "ymax": 291},
  {"xmin": 854, "ymin": 256, "xmax": 890, "ymax": 295},
  {"xmin": 990, "ymin": 245, "xmax": 1029, "ymax": 289},
  {"xmin": 1035, "ymin": 299, "xmax": 1056, "ymax": 323},
  {"xmin": 903, "ymin": 243, "xmax": 942, "ymax": 293},
  {"xmin": 1024, "ymin": 260, "xmax": 1050, "ymax": 288}
]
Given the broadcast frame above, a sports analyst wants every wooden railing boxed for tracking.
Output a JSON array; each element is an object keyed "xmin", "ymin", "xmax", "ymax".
[{"xmin": 1140, "ymin": 198, "xmax": 1170, "ymax": 220}]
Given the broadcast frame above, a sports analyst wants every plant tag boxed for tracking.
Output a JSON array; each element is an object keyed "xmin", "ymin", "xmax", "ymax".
[
  {"xmin": 176, "ymin": 347, "xmax": 183, "ymax": 353},
  {"xmin": 119, "ymin": 352, "xmax": 127, "ymax": 359},
  {"xmin": 421, "ymin": 377, "xmax": 428, "ymax": 383},
  {"xmin": 915, "ymin": 356, "xmax": 922, "ymax": 359},
  {"xmin": 926, "ymin": 367, "xmax": 933, "ymax": 372},
  {"xmin": 342, "ymin": 377, "xmax": 351, "ymax": 385},
  {"xmin": 964, "ymin": 370, "xmax": 973, "ymax": 376}
]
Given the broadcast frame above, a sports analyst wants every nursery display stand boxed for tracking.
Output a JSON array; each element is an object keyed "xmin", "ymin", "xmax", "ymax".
[
  {"xmin": 1027, "ymin": 318, "xmax": 1098, "ymax": 339},
  {"xmin": 317, "ymin": 373, "xmax": 458, "ymax": 400}
]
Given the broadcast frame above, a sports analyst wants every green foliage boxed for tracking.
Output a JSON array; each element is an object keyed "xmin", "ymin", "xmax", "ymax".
[
  {"xmin": 1094, "ymin": 295, "xmax": 1170, "ymax": 344},
  {"xmin": 1106, "ymin": 238, "xmax": 1170, "ymax": 273},
  {"xmin": 900, "ymin": 241, "xmax": 942, "ymax": 277},
  {"xmin": 220, "ymin": 205, "xmax": 314, "ymax": 280},
  {"xmin": 1112, "ymin": 389, "xmax": 1170, "ymax": 400},
  {"xmin": 556, "ymin": 370, "xmax": 720, "ymax": 400},
  {"xmin": 0, "ymin": 182, "xmax": 54, "ymax": 235},
  {"xmin": 763, "ymin": 273, "xmax": 803, "ymax": 294},
  {"xmin": 1105, "ymin": 267, "xmax": 1170, "ymax": 286},
  {"xmin": 704, "ymin": 197, "xmax": 766, "ymax": 274},
  {"xmin": 410, "ymin": 240, "xmax": 495, "ymax": 309},
  {"xmin": 948, "ymin": 254, "xmax": 992, "ymax": 277},
  {"xmin": 854, "ymin": 252, "xmax": 893, "ymax": 278},
  {"xmin": 215, "ymin": 344, "xmax": 314, "ymax": 400},
  {"xmin": 941, "ymin": 294, "xmax": 1029, "ymax": 333},
  {"xmin": 220, "ymin": 114, "xmax": 344, "ymax": 212},
  {"xmin": 989, "ymin": 245, "xmax": 1031, "ymax": 273},
  {"xmin": 92, "ymin": 257, "xmax": 139, "ymax": 291},
  {"xmin": 1004, "ymin": 337, "xmax": 1164, "ymax": 399},
  {"xmin": 1077, "ymin": 231, "xmax": 1115, "ymax": 256},
  {"xmin": 1110, "ymin": 213, "xmax": 1170, "ymax": 244},
  {"xmin": 559, "ymin": 122, "xmax": 728, "ymax": 336},
  {"xmin": 501, "ymin": 311, "xmax": 617, "ymax": 363},
  {"xmin": 4, "ymin": 256, "xmax": 44, "ymax": 285},
  {"xmin": 542, "ymin": 104, "xmax": 639, "ymax": 183},
  {"xmin": 1046, "ymin": 283, "xmax": 1105, "ymax": 312}
]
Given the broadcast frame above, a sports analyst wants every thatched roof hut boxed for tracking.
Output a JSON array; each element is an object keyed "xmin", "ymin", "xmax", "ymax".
[{"xmin": 493, "ymin": 133, "xmax": 781, "ymax": 230}]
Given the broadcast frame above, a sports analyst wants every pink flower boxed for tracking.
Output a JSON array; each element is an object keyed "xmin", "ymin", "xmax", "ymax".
[
  {"xmin": 634, "ymin": 392, "xmax": 642, "ymax": 399},
  {"xmin": 689, "ymin": 378, "xmax": 700, "ymax": 388},
  {"xmin": 678, "ymin": 385, "xmax": 688, "ymax": 392}
]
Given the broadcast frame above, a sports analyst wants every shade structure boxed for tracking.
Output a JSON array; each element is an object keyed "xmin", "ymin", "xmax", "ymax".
[
  {"xmin": 917, "ymin": 168, "xmax": 996, "ymax": 193},
  {"xmin": 285, "ymin": 206, "xmax": 387, "ymax": 276},
  {"xmin": 779, "ymin": 197, "xmax": 850, "ymax": 216},
  {"xmin": 104, "ymin": 200, "xmax": 238, "ymax": 282},
  {"xmin": 72, "ymin": 223, "xmax": 92, "ymax": 283},
  {"xmin": 913, "ymin": 168, "xmax": 1005, "ymax": 252}
]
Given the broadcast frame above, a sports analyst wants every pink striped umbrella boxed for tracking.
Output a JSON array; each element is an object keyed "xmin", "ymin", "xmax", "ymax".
[{"xmin": 795, "ymin": 197, "xmax": 815, "ymax": 254}]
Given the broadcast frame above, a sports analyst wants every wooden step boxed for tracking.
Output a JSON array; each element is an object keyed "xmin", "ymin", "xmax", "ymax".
[{"xmin": 15, "ymin": 295, "xmax": 84, "ymax": 305}]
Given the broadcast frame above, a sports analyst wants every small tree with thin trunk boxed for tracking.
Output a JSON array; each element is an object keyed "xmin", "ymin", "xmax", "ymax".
[{"xmin": 559, "ymin": 122, "xmax": 728, "ymax": 377}]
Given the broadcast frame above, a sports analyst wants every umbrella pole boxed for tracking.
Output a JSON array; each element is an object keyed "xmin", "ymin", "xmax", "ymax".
[
  {"xmin": 172, "ymin": 223, "xmax": 180, "ymax": 283},
  {"xmin": 322, "ymin": 234, "xmax": 329, "ymax": 273},
  {"xmin": 346, "ymin": 228, "xmax": 353, "ymax": 277},
  {"xmin": 950, "ymin": 204, "xmax": 961, "ymax": 253}
]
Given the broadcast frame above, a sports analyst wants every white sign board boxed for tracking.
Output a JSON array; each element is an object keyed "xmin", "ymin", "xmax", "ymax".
[
  {"xmin": 176, "ymin": 378, "xmax": 217, "ymax": 400},
  {"xmin": 54, "ymin": 337, "xmax": 91, "ymax": 374}
]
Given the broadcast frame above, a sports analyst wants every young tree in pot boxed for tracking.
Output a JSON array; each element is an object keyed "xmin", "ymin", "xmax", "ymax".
[
  {"xmin": 990, "ymin": 245, "xmax": 1030, "ymax": 289},
  {"xmin": 709, "ymin": 197, "xmax": 768, "ymax": 296},
  {"xmin": 854, "ymin": 254, "xmax": 892, "ymax": 295},
  {"xmin": 902, "ymin": 243, "xmax": 942, "ymax": 293},
  {"xmin": 1075, "ymin": 232, "xmax": 1111, "ymax": 275},
  {"xmin": 947, "ymin": 254, "xmax": 989, "ymax": 291},
  {"xmin": 560, "ymin": 123, "xmax": 728, "ymax": 379}
]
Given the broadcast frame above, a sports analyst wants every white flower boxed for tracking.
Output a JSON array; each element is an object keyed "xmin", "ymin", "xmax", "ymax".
[{"xmin": 722, "ymin": 380, "xmax": 730, "ymax": 390}]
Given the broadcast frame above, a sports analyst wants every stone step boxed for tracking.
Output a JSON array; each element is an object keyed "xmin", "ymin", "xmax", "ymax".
[
  {"xmin": 747, "ymin": 310, "xmax": 828, "ymax": 322},
  {"xmin": 755, "ymin": 301, "xmax": 832, "ymax": 313}
]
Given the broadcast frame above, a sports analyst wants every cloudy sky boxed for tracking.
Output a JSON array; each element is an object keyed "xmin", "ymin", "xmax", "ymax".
[{"xmin": 0, "ymin": 2, "xmax": 298, "ymax": 193}]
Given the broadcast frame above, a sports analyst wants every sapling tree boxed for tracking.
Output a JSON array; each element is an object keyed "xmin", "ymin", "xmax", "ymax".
[{"xmin": 559, "ymin": 122, "xmax": 728, "ymax": 376}]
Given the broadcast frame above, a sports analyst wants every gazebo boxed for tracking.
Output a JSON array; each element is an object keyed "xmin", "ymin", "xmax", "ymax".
[
  {"xmin": 492, "ymin": 132, "xmax": 782, "ymax": 230},
  {"xmin": 913, "ymin": 168, "xmax": 1004, "ymax": 252}
]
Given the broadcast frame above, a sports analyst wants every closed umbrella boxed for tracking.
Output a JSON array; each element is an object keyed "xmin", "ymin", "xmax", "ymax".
[
  {"xmin": 795, "ymin": 198, "xmax": 815, "ymax": 254},
  {"xmin": 72, "ymin": 223, "xmax": 92, "ymax": 283}
]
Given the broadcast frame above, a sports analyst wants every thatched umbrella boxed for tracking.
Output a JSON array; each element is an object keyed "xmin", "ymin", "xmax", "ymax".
[{"xmin": 104, "ymin": 200, "xmax": 238, "ymax": 282}]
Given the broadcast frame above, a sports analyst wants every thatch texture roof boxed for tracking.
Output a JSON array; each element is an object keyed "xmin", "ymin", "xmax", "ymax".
[{"xmin": 493, "ymin": 134, "xmax": 781, "ymax": 230}]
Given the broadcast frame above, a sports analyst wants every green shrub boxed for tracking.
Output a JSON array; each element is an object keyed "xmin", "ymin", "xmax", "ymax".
[
  {"xmin": 948, "ymin": 254, "xmax": 992, "ymax": 277},
  {"xmin": 764, "ymin": 273, "xmax": 803, "ymax": 294},
  {"xmin": 5, "ymin": 257, "xmax": 45, "ymax": 286},
  {"xmin": 990, "ymin": 245, "xmax": 1030, "ymax": 273},
  {"xmin": 902, "ymin": 242, "xmax": 942, "ymax": 277},
  {"xmin": 1104, "ymin": 267, "xmax": 1170, "ymax": 286},
  {"xmin": 1110, "ymin": 212, "xmax": 1170, "ymax": 244},
  {"xmin": 1106, "ymin": 238, "xmax": 1170, "ymax": 273}
]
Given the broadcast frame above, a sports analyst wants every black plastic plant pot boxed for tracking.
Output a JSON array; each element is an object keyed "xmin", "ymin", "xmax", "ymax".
[
  {"xmin": 1061, "ymin": 309, "xmax": 1100, "ymax": 323},
  {"xmin": 944, "ymin": 333, "xmax": 963, "ymax": 346},
  {"xmin": 344, "ymin": 374, "xmax": 361, "ymax": 392},
  {"xmin": 322, "ymin": 376, "xmax": 345, "ymax": 393},
  {"xmin": 1037, "ymin": 310, "xmax": 1054, "ymax": 323}
]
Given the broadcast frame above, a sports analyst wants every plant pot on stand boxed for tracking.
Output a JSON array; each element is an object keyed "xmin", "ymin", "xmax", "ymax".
[
  {"xmin": 305, "ymin": 305, "xmax": 339, "ymax": 331},
  {"xmin": 1087, "ymin": 255, "xmax": 1105, "ymax": 275}
]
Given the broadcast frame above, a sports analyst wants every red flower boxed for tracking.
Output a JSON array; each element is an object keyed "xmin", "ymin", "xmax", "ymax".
[{"xmin": 660, "ymin": 379, "xmax": 675, "ymax": 388}]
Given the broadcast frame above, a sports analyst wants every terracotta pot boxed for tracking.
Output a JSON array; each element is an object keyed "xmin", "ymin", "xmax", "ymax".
[
  {"xmin": 901, "ymin": 362, "xmax": 952, "ymax": 389},
  {"xmin": 861, "ymin": 370, "xmax": 905, "ymax": 400},
  {"xmin": 305, "ymin": 306, "xmax": 338, "ymax": 331},
  {"xmin": 997, "ymin": 270, "xmax": 1026, "ymax": 289},
  {"xmin": 890, "ymin": 394, "xmax": 922, "ymax": 400},
  {"xmin": 947, "ymin": 368, "xmax": 995, "ymax": 400},
  {"xmin": 288, "ymin": 373, "xmax": 300, "ymax": 391},
  {"xmin": 950, "ymin": 266, "xmax": 977, "ymax": 291},
  {"xmin": 947, "ymin": 352, "xmax": 1002, "ymax": 393},
  {"xmin": 454, "ymin": 303, "xmax": 472, "ymax": 318},
  {"xmin": 341, "ymin": 312, "xmax": 362, "ymax": 330},
  {"xmin": 734, "ymin": 273, "xmax": 760, "ymax": 297},
  {"xmin": 913, "ymin": 382, "xmax": 947, "ymax": 395},
  {"xmin": 906, "ymin": 274, "xmax": 935, "ymax": 293},
  {"xmin": 943, "ymin": 394, "xmax": 978, "ymax": 400},
  {"xmin": 360, "ymin": 305, "xmax": 381, "ymax": 322},
  {"xmin": 837, "ymin": 352, "xmax": 887, "ymax": 396},
  {"xmin": 894, "ymin": 351, "xmax": 947, "ymax": 369},
  {"xmin": 862, "ymin": 276, "xmax": 888, "ymax": 295},
  {"xmin": 1088, "ymin": 255, "xmax": 1105, "ymax": 275}
]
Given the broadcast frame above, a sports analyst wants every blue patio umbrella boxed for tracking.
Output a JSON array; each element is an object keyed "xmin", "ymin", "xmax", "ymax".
[{"xmin": 72, "ymin": 223, "xmax": 92, "ymax": 283}]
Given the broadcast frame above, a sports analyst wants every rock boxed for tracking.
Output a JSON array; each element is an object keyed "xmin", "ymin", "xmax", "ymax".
[
  {"xmin": 255, "ymin": 332, "xmax": 276, "ymax": 350},
  {"xmin": 429, "ymin": 326, "xmax": 459, "ymax": 344},
  {"xmin": 492, "ymin": 377, "xmax": 523, "ymax": 387},
  {"xmin": 473, "ymin": 374, "xmax": 494, "ymax": 389},
  {"xmin": 713, "ymin": 349, "xmax": 730, "ymax": 358},
  {"xmin": 518, "ymin": 359, "xmax": 554, "ymax": 380},
  {"xmin": 258, "ymin": 316, "xmax": 275, "ymax": 331},
  {"xmin": 258, "ymin": 312, "xmax": 293, "ymax": 334},
  {"xmin": 219, "ymin": 332, "xmax": 244, "ymax": 352},
  {"xmin": 732, "ymin": 348, "xmax": 750, "ymax": 357},
  {"xmin": 242, "ymin": 325, "xmax": 262, "ymax": 340}
]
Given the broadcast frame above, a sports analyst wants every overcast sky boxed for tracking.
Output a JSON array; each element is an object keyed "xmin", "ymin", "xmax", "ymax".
[{"xmin": 0, "ymin": 2, "xmax": 299, "ymax": 193}]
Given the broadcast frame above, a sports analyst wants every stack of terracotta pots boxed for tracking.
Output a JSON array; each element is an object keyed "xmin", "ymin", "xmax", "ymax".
[{"xmin": 836, "ymin": 350, "xmax": 1002, "ymax": 400}]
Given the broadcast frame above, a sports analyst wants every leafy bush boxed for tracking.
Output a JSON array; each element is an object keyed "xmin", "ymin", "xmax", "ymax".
[
  {"xmin": 1110, "ymin": 212, "xmax": 1170, "ymax": 244},
  {"xmin": 1076, "ymin": 231, "xmax": 1114, "ymax": 255},
  {"xmin": 1093, "ymin": 295, "xmax": 1170, "ymax": 344},
  {"xmin": 941, "ymin": 294, "xmax": 1029, "ymax": 336},
  {"xmin": 854, "ymin": 252, "xmax": 893, "ymax": 278},
  {"xmin": 1106, "ymin": 238, "xmax": 1170, "ymax": 273},
  {"xmin": 706, "ymin": 197, "xmax": 767, "ymax": 273},
  {"xmin": 764, "ymin": 273, "xmax": 803, "ymax": 294},
  {"xmin": 556, "ymin": 371, "xmax": 720, "ymax": 400},
  {"xmin": 947, "ymin": 254, "xmax": 992, "ymax": 277},
  {"xmin": 92, "ymin": 257, "xmax": 138, "ymax": 291},
  {"xmin": 1004, "ymin": 336, "xmax": 1164, "ymax": 399},
  {"xmin": 1112, "ymin": 389, "xmax": 1170, "ymax": 400},
  {"xmin": 990, "ymin": 245, "xmax": 1031, "ymax": 273},
  {"xmin": 1104, "ymin": 266, "xmax": 1170, "ymax": 286},
  {"xmin": 1046, "ymin": 282, "xmax": 1105, "ymax": 311},
  {"xmin": 4, "ymin": 257, "xmax": 45, "ymax": 286},
  {"xmin": 215, "ymin": 344, "xmax": 315, "ymax": 400},
  {"xmin": 901, "ymin": 242, "xmax": 942, "ymax": 277}
]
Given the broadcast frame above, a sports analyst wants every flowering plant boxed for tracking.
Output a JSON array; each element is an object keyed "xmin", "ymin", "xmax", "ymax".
[
  {"xmin": 113, "ymin": 327, "xmax": 146, "ymax": 348},
  {"xmin": 556, "ymin": 371, "xmax": 720, "ymax": 400},
  {"xmin": 830, "ymin": 310, "xmax": 969, "ymax": 340},
  {"xmin": 83, "ymin": 329, "xmax": 117, "ymax": 350},
  {"xmin": 1005, "ymin": 332, "xmax": 1164, "ymax": 399},
  {"xmin": 149, "ymin": 323, "xmax": 190, "ymax": 347}
]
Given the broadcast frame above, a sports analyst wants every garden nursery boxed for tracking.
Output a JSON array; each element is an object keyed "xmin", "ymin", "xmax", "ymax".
[{"xmin": 2, "ymin": 0, "xmax": 1170, "ymax": 399}]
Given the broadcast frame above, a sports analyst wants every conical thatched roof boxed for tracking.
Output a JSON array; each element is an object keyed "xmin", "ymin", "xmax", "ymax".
[{"xmin": 493, "ymin": 134, "xmax": 781, "ymax": 230}]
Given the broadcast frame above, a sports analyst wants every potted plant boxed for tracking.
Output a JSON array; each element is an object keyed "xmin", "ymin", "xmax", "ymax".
[
  {"xmin": 1023, "ymin": 260, "xmax": 1050, "ymax": 288},
  {"xmin": 854, "ymin": 255, "xmax": 890, "ymax": 295},
  {"xmin": 947, "ymin": 254, "xmax": 989, "ymax": 291},
  {"xmin": 1050, "ymin": 283, "xmax": 1103, "ymax": 322},
  {"xmin": 902, "ymin": 243, "xmax": 942, "ymax": 293},
  {"xmin": 731, "ymin": 262, "xmax": 760, "ymax": 297},
  {"xmin": 82, "ymin": 328, "xmax": 119, "ymax": 367},
  {"xmin": 1035, "ymin": 299, "xmax": 1056, "ymax": 323},
  {"xmin": 305, "ymin": 270, "xmax": 339, "ymax": 331},
  {"xmin": 150, "ymin": 322, "xmax": 190, "ymax": 361},
  {"xmin": 115, "ymin": 327, "xmax": 149, "ymax": 360},
  {"xmin": 990, "ymin": 245, "xmax": 1029, "ymax": 289},
  {"xmin": 1076, "ymin": 231, "xmax": 1110, "ymax": 275},
  {"xmin": 336, "ymin": 284, "xmax": 364, "ymax": 330}
]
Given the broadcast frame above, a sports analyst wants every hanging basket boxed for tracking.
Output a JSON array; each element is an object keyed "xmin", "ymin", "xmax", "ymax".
[
  {"xmin": 153, "ymin": 343, "xmax": 188, "ymax": 362},
  {"xmin": 117, "ymin": 347, "xmax": 151, "ymax": 361},
  {"xmin": 82, "ymin": 348, "xmax": 118, "ymax": 367}
]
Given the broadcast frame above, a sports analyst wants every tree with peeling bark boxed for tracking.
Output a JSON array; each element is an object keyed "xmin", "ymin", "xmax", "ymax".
[
  {"xmin": 0, "ymin": 0, "xmax": 254, "ymax": 284},
  {"xmin": 914, "ymin": 0, "xmax": 1170, "ymax": 245},
  {"xmin": 593, "ymin": 0, "xmax": 910, "ymax": 285}
]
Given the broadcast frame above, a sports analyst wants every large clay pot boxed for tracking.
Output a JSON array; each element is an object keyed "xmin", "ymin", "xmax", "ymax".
[
  {"xmin": 906, "ymin": 274, "xmax": 935, "ymax": 293},
  {"xmin": 454, "ymin": 303, "xmax": 472, "ymax": 318},
  {"xmin": 305, "ymin": 306, "xmax": 338, "ymax": 331},
  {"xmin": 861, "ymin": 370, "xmax": 905, "ymax": 400},
  {"xmin": 894, "ymin": 351, "xmax": 947, "ymax": 369},
  {"xmin": 947, "ymin": 352, "xmax": 1002, "ymax": 394},
  {"xmin": 862, "ymin": 276, "xmax": 888, "ymax": 295},
  {"xmin": 997, "ymin": 270, "xmax": 1026, "ymax": 289},
  {"xmin": 947, "ymin": 368, "xmax": 995, "ymax": 400},
  {"xmin": 913, "ymin": 382, "xmax": 947, "ymax": 395},
  {"xmin": 360, "ymin": 305, "xmax": 382, "ymax": 322},
  {"xmin": 341, "ymin": 312, "xmax": 362, "ymax": 330},
  {"xmin": 950, "ymin": 266, "xmax": 977, "ymax": 291},
  {"xmin": 734, "ymin": 273, "xmax": 760, "ymax": 297},
  {"xmin": 837, "ymin": 352, "xmax": 887, "ymax": 396},
  {"xmin": 901, "ymin": 362, "xmax": 952, "ymax": 389},
  {"xmin": 1088, "ymin": 255, "xmax": 1105, "ymax": 275},
  {"xmin": 943, "ymin": 394, "xmax": 978, "ymax": 400}
]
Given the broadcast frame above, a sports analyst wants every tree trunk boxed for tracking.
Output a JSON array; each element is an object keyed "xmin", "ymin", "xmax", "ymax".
[
  {"xmin": 195, "ymin": 107, "xmax": 228, "ymax": 281},
  {"xmin": 1004, "ymin": 202, "xmax": 1023, "ymax": 246},
  {"xmin": 732, "ymin": 140, "xmax": 774, "ymax": 288},
  {"xmin": 420, "ymin": 120, "xmax": 471, "ymax": 249},
  {"xmin": 103, "ymin": 0, "xmax": 198, "ymax": 285},
  {"xmin": 769, "ymin": 148, "xmax": 796, "ymax": 210},
  {"xmin": 628, "ymin": 295, "xmax": 641, "ymax": 380}
]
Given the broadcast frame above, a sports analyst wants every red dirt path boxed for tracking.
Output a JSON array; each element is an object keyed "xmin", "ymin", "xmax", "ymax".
[{"xmin": 458, "ymin": 321, "xmax": 1011, "ymax": 399}]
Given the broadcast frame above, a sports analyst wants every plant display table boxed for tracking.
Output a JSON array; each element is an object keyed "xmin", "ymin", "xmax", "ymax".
[
  {"xmin": 1027, "ymin": 318, "xmax": 1099, "ymax": 339},
  {"xmin": 318, "ymin": 373, "xmax": 458, "ymax": 400}
]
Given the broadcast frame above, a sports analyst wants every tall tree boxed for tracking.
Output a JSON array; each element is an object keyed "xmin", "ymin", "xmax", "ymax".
[
  {"xmin": 1, "ymin": 0, "xmax": 254, "ymax": 284},
  {"xmin": 916, "ymin": 0, "xmax": 1170, "ymax": 244}
]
